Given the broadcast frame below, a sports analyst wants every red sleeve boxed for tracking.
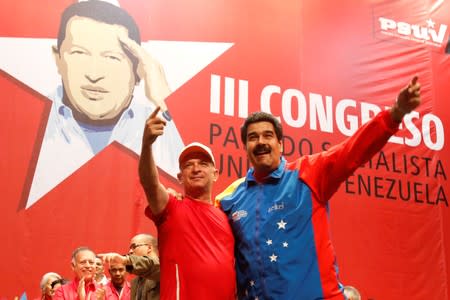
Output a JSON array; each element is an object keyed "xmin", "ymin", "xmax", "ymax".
[
  {"xmin": 144, "ymin": 195, "xmax": 177, "ymax": 226},
  {"xmin": 298, "ymin": 110, "xmax": 399, "ymax": 202}
]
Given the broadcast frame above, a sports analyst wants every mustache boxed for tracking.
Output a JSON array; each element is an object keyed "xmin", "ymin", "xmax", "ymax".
[{"xmin": 253, "ymin": 144, "xmax": 271, "ymax": 154}]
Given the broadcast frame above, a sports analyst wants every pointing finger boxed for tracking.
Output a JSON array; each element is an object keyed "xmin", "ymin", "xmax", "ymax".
[
  {"xmin": 408, "ymin": 76, "xmax": 420, "ymax": 94},
  {"xmin": 149, "ymin": 106, "xmax": 161, "ymax": 119}
]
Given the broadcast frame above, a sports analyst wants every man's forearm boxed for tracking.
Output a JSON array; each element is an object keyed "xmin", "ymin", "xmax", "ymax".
[
  {"xmin": 138, "ymin": 144, "xmax": 160, "ymax": 196},
  {"xmin": 126, "ymin": 254, "xmax": 160, "ymax": 281},
  {"xmin": 138, "ymin": 142, "xmax": 168, "ymax": 214}
]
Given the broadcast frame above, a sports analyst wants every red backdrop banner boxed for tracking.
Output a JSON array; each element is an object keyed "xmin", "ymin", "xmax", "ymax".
[{"xmin": 0, "ymin": 0, "xmax": 449, "ymax": 299}]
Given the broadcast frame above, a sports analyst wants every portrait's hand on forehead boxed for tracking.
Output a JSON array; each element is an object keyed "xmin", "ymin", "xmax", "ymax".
[{"xmin": 118, "ymin": 32, "xmax": 171, "ymax": 114}]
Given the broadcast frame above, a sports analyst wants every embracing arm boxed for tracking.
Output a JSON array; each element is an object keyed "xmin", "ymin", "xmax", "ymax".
[{"xmin": 138, "ymin": 107, "xmax": 169, "ymax": 215}]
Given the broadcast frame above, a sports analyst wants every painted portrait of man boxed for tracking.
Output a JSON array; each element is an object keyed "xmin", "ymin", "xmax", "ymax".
[{"xmin": 0, "ymin": 0, "xmax": 232, "ymax": 208}]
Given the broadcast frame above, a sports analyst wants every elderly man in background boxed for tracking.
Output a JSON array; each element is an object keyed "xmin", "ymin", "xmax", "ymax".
[{"xmin": 53, "ymin": 247, "xmax": 104, "ymax": 300}]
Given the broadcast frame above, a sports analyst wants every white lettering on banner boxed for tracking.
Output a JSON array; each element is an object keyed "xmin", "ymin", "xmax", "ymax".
[
  {"xmin": 335, "ymin": 99, "xmax": 358, "ymax": 136},
  {"xmin": 209, "ymin": 74, "xmax": 445, "ymax": 151},
  {"xmin": 210, "ymin": 74, "xmax": 248, "ymax": 118},
  {"xmin": 378, "ymin": 17, "xmax": 448, "ymax": 46},
  {"xmin": 281, "ymin": 89, "xmax": 307, "ymax": 128}
]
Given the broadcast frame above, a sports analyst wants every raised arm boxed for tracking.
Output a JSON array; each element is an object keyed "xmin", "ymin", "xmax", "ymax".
[
  {"xmin": 138, "ymin": 107, "xmax": 169, "ymax": 215},
  {"xmin": 390, "ymin": 76, "xmax": 421, "ymax": 122},
  {"xmin": 301, "ymin": 76, "xmax": 421, "ymax": 202}
]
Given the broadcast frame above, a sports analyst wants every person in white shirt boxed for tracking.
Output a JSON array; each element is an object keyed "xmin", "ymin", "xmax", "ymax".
[{"xmin": 26, "ymin": 0, "xmax": 184, "ymax": 208}]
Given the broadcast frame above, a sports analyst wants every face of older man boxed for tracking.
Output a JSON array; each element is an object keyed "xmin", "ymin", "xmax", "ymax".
[
  {"xmin": 72, "ymin": 249, "xmax": 96, "ymax": 281},
  {"xmin": 129, "ymin": 235, "xmax": 152, "ymax": 256},
  {"xmin": 178, "ymin": 152, "xmax": 218, "ymax": 197},
  {"xmin": 54, "ymin": 16, "xmax": 136, "ymax": 124}
]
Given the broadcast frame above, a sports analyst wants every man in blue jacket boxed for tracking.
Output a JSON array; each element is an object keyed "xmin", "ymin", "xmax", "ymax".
[{"xmin": 216, "ymin": 77, "xmax": 421, "ymax": 299}]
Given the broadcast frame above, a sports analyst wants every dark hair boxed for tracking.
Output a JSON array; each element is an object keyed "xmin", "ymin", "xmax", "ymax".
[
  {"xmin": 240, "ymin": 111, "xmax": 283, "ymax": 144},
  {"xmin": 51, "ymin": 278, "xmax": 68, "ymax": 289},
  {"xmin": 57, "ymin": 0, "xmax": 140, "ymax": 49},
  {"xmin": 56, "ymin": 0, "xmax": 141, "ymax": 80}
]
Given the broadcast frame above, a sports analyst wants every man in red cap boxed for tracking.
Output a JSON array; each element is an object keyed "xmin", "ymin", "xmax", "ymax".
[{"xmin": 138, "ymin": 107, "xmax": 236, "ymax": 300}]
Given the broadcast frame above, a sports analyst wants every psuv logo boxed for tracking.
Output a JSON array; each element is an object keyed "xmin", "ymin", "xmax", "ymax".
[{"xmin": 378, "ymin": 17, "xmax": 448, "ymax": 48}]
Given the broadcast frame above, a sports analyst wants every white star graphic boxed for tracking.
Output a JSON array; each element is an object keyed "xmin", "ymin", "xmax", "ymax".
[
  {"xmin": 269, "ymin": 253, "xmax": 278, "ymax": 262},
  {"xmin": 426, "ymin": 18, "xmax": 436, "ymax": 28},
  {"xmin": 266, "ymin": 239, "xmax": 273, "ymax": 245},
  {"xmin": 249, "ymin": 280, "xmax": 255, "ymax": 287},
  {"xmin": 283, "ymin": 241, "xmax": 289, "ymax": 248},
  {"xmin": 277, "ymin": 219, "xmax": 287, "ymax": 230},
  {"xmin": 0, "ymin": 37, "xmax": 233, "ymax": 209}
]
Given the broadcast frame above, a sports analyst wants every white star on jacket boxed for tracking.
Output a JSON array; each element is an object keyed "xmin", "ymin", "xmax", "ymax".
[
  {"xmin": 269, "ymin": 253, "xmax": 278, "ymax": 262},
  {"xmin": 277, "ymin": 219, "xmax": 287, "ymax": 229}
]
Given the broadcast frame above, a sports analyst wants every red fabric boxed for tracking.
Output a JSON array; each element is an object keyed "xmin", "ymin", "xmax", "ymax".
[
  {"xmin": 105, "ymin": 280, "xmax": 131, "ymax": 300},
  {"xmin": 296, "ymin": 110, "xmax": 400, "ymax": 296},
  {"xmin": 146, "ymin": 195, "xmax": 236, "ymax": 300},
  {"xmin": 53, "ymin": 278, "xmax": 99, "ymax": 300}
]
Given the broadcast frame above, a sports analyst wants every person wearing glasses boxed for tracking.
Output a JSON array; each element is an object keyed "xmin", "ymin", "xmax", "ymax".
[
  {"xmin": 53, "ymin": 247, "xmax": 105, "ymax": 300},
  {"xmin": 35, "ymin": 272, "xmax": 65, "ymax": 300},
  {"xmin": 99, "ymin": 233, "xmax": 160, "ymax": 300},
  {"xmin": 137, "ymin": 107, "xmax": 236, "ymax": 300}
]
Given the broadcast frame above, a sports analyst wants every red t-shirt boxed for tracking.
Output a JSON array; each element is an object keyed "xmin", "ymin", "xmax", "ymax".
[
  {"xmin": 146, "ymin": 195, "xmax": 236, "ymax": 300},
  {"xmin": 104, "ymin": 280, "xmax": 131, "ymax": 300}
]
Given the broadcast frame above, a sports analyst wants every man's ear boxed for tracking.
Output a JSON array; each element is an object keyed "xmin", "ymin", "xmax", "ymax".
[
  {"xmin": 177, "ymin": 172, "xmax": 183, "ymax": 184},
  {"xmin": 52, "ymin": 45, "xmax": 62, "ymax": 76},
  {"xmin": 213, "ymin": 168, "xmax": 219, "ymax": 182}
]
